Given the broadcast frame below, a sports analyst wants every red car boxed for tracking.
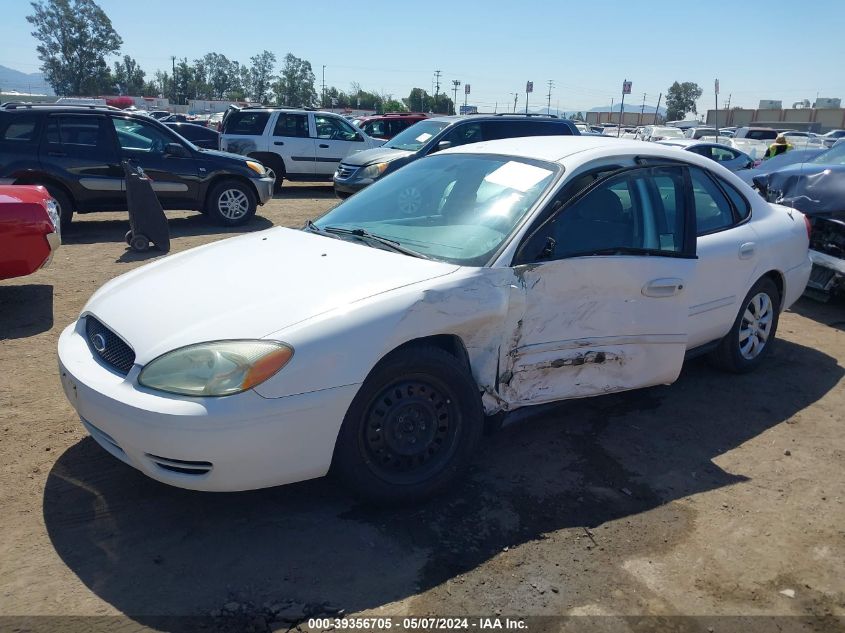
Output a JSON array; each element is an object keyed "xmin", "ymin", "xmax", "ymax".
[
  {"xmin": 0, "ymin": 185, "xmax": 61, "ymax": 280},
  {"xmin": 353, "ymin": 112, "xmax": 428, "ymax": 140}
]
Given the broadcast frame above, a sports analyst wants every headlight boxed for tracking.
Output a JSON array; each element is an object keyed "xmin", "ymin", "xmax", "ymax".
[
  {"xmin": 360, "ymin": 162, "xmax": 389, "ymax": 179},
  {"xmin": 245, "ymin": 160, "xmax": 266, "ymax": 176},
  {"xmin": 45, "ymin": 199, "xmax": 60, "ymax": 233},
  {"xmin": 138, "ymin": 340, "xmax": 293, "ymax": 397}
]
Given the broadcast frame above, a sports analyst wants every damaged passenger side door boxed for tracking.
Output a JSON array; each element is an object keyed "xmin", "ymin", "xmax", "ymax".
[{"xmin": 500, "ymin": 165, "xmax": 697, "ymax": 407}]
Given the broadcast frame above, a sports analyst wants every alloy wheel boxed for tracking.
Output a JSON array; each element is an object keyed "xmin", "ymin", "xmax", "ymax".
[
  {"xmin": 739, "ymin": 292, "xmax": 774, "ymax": 360},
  {"xmin": 217, "ymin": 189, "xmax": 249, "ymax": 220}
]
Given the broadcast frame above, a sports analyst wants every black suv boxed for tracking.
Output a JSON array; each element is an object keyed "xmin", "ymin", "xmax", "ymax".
[
  {"xmin": 333, "ymin": 114, "xmax": 580, "ymax": 197},
  {"xmin": 0, "ymin": 104, "xmax": 274, "ymax": 228}
]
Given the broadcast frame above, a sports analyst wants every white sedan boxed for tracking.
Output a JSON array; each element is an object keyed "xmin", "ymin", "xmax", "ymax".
[{"xmin": 58, "ymin": 137, "xmax": 812, "ymax": 502}]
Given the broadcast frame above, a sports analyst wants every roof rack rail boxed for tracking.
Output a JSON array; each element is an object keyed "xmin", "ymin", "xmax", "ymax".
[
  {"xmin": 0, "ymin": 102, "xmax": 122, "ymax": 111},
  {"xmin": 494, "ymin": 112, "xmax": 559, "ymax": 118}
]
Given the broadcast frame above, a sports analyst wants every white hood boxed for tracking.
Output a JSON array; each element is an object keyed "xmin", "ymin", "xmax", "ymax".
[{"xmin": 83, "ymin": 227, "xmax": 458, "ymax": 364}]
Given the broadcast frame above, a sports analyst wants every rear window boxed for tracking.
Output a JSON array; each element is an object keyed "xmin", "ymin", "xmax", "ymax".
[
  {"xmin": 223, "ymin": 111, "xmax": 270, "ymax": 136},
  {"xmin": 744, "ymin": 129, "xmax": 777, "ymax": 140},
  {"xmin": 0, "ymin": 114, "xmax": 39, "ymax": 142}
]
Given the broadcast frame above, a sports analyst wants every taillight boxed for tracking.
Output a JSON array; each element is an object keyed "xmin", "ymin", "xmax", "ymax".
[{"xmin": 804, "ymin": 215, "xmax": 812, "ymax": 241}]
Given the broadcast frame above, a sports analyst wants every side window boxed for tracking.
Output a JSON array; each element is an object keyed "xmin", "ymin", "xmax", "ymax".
[
  {"xmin": 314, "ymin": 115, "xmax": 362, "ymax": 141},
  {"xmin": 363, "ymin": 120, "xmax": 387, "ymax": 138},
  {"xmin": 526, "ymin": 166, "xmax": 687, "ymax": 261},
  {"xmin": 46, "ymin": 116, "xmax": 109, "ymax": 148},
  {"xmin": 690, "ymin": 167, "xmax": 735, "ymax": 234},
  {"xmin": 273, "ymin": 113, "xmax": 309, "ymax": 138},
  {"xmin": 444, "ymin": 122, "xmax": 483, "ymax": 146},
  {"xmin": 716, "ymin": 175, "xmax": 751, "ymax": 220},
  {"xmin": 1, "ymin": 114, "xmax": 39, "ymax": 142},
  {"xmin": 481, "ymin": 121, "xmax": 519, "ymax": 140},
  {"xmin": 111, "ymin": 118, "xmax": 174, "ymax": 155},
  {"xmin": 224, "ymin": 111, "xmax": 270, "ymax": 136},
  {"xmin": 711, "ymin": 146, "xmax": 739, "ymax": 162}
]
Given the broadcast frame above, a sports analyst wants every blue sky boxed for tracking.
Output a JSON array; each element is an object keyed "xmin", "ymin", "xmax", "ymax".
[{"xmin": 2, "ymin": 0, "xmax": 844, "ymax": 113}]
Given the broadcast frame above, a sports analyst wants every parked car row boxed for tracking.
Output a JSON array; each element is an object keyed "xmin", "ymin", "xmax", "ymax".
[{"xmin": 0, "ymin": 103, "xmax": 274, "ymax": 229}]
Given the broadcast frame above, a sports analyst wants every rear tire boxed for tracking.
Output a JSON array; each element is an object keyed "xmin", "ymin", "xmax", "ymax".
[
  {"xmin": 205, "ymin": 180, "xmax": 257, "ymax": 227},
  {"xmin": 709, "ymin": 277, "xmax": 781, "ymax": 373},
  {"xmin": 36, "ymin": 185, "xmax": 73, "ymax": 232},
  {"xmin": 332, "ymin": 345, "xmax": 484, "ymax": 504}
]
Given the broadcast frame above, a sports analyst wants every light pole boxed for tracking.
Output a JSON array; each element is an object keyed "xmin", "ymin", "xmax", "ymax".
[{"xmin": 321, "ymin": 65, "xmax": 326, "ymax": 109}]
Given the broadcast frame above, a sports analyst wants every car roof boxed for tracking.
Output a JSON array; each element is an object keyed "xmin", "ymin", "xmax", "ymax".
[{"xmin": 440, "ymin": 136, "xmax": 652, "ymax": 163}]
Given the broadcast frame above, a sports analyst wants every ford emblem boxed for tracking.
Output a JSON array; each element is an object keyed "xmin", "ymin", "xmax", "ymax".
[{"xmin": 92, "ymin": 333, "xmax": 107, "ymax": 353}]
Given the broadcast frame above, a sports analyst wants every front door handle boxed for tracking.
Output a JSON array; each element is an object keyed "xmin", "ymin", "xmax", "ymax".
[
  {"xmin": 273, "ymin": 141, "xmax": 284, "ymax": 146},
  {"xmin": 318, "ymin": 143, "xmax": 330, "ymax": 148},
  {"xmin": 642, "ymin": 278, "xmax": 685, "ymax": 298},
  {"xmin": 739, "ymin": 242, "xmax": 756, "ymax": 259},
  {"xmin": 48, "ymin": 151, "xmax": 67, "ymax": 157}
]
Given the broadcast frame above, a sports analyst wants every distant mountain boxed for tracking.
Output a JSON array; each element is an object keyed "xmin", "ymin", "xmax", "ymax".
[
  {"xmin": 0, "ymin": 65, "xmax": 53, "ymax": 95},
  {"xmin": 589, "ymin": 103, "xmax": 666, "ymax": 115}
]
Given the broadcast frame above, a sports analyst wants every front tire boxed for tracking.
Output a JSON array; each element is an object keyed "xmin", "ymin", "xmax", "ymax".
[
  {"xmin": 332, "ymin": 345, "xmax": 484, "ymax": 504},
  {"xmin": 205, "ymin": 180, "xmax": 257, "ymax": 226},
  {"xmin": 709, "ymin": 277, "xmax": 781, "ymax": 373}
]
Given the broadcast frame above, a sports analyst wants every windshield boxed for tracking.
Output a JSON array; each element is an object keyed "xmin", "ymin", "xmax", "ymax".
[
  {"xmin": 313, "ymin": 154, "xmax": 558, "ymax": 265},
  {"xmin": 385, "ymin": 120, "xmax": 450, "ymax": 151},
  {"xmin": 810, "ymin": 143, "xmax": 845, "ymax": 165}
]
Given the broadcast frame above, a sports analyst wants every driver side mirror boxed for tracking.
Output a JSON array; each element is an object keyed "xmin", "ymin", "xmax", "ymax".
[
  {"xmin": 433, "ymin": 140, "xmax": 452, "ymax": 153},
  {"xmin": 164, "ymin": 142, "xmax": 189, "ymax": 158}
]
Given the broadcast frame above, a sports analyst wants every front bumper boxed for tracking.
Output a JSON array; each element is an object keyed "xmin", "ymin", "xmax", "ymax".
[
  {"xmin": 57, "ymin": 320, "xmax": 359, "ymax": 492},
  {"xmin": 332, "ymin": 176, "xmax": 372, "ymax": 197},
  {"xmin": 40, "ymin": 231, "xmax": 61, "ymax": 269},
  {"xmin": 252, "ymin": 175, "xmax": 275, "ymax": 205}
]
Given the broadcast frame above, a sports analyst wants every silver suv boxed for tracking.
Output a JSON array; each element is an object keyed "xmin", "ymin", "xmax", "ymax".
[{"xmin": 220, "ymin": 107, "xmax": 383, "ymax": 189}]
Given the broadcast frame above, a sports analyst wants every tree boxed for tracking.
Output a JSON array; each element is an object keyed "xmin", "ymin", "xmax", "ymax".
[
  {"xmin": 665, "ymin": 81, "xmax": 703, "ymax": 121},
  {"xmin": 383, "ymin": 99, "xmax": 406, "ymax": 113},
  {"xmin": 27, "ymin": 0, "xmax": 122, "ymax": 96},
  {"xmin": 273, "ymin": 53, "xmax": 317, "ymax": 107},
  {"xmin": 113, "ymin": 55, "xmax": 145, "ymax": 95},
  {"xmin": 249, "ymin": 50, "xmax": 276, "ymax": 104}
]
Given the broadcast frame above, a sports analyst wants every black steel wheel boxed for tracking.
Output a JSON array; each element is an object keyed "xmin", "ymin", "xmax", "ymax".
[
  {"xmin": 333, "ymin": 345, "xmax": 483, "ymax": 503},
  {"xmin": 361, "ymin": 378, "xmax": 461, "ymax": 485}
]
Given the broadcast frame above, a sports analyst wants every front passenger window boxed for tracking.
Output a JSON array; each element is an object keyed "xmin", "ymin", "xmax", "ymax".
[{"xmin": 523, "ymin": 166, "xmax": 687, "ymax": 261}]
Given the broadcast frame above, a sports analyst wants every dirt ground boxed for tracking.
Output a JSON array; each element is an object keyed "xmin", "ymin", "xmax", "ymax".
[{"xmin": 1, "ymin": 183, "xmax": 844, "ymax": 633}]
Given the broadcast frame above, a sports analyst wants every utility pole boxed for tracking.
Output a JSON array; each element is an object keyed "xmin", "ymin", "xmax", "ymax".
[
  {"xmin": 609, "ymin": 98, "xmax": 614, "ymax": 124},
  {"xmin": 434, "ymin": 70, "xmax": 442, "ymax": 98},
  {"xmin": 725, "ymin": 93, "xmax": 732, "ymax": 126},
  {"xmin": 451, "ymin": 80, "xmax": 461, "ymax": 115},
  {"xmin": 510, "ymin": 92, "xmax": 519, "ymax": 113},
  {"xmin": 714, "ymin": 78, "xmax": 720, "ymax": 138},
  {"xmin": 546, "ymin": 80, "xmax": 554, "ymax": 115},
  {"xmin": 321, "ymin": 65, "xmax": 326, "ymax": 109},
  {"xmin": 654, "ymin": 92, "xmax": 662, "ymax": 123},
  {"xmin": 170, "ymin": 55, "xmax": 176, "ymax": 104},
  {"xmin": 638, "ymin": 93, "xmax": 646, "ymax": 126}
]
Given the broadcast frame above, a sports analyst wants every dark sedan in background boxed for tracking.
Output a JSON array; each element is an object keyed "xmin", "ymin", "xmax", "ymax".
[{"xmin": 164, "ymin": 122, "xmax": 220, "ymax": 150}]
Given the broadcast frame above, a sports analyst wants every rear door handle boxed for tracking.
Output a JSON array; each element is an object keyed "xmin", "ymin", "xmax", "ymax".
[
  {"xmin": 642, "ymin": 278, "xmax": 685, "ymax": 298},
  {"xmin": 739, "ymin": 242, "xmax": 756, "ymax": 259},
  {"xmin": 273, "ymin": 141, "xmax": 284, "ymax": 145},
  {"xmin": 318, "ymin": 143, "xmax": 330, "ymax": 148},
  {"xmin": 47, "ymin": 151, "xmax": 67, "ymax": 157}
]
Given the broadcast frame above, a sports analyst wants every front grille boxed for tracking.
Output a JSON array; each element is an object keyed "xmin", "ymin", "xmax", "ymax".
[
  {"xmin": 146, "ymin": 453, "xmax": 213, "ymax": 476},
  {"xmin": 85, "ymin": 316, "xmax": 136, "ymax": 375},
  {"xmin": 335, "ymin": 163, "xmax": 357, "ymax": 179}
]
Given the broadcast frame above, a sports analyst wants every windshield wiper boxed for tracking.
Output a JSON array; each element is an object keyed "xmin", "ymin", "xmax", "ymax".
[
  {"xmin": 303, "ymin": 219, "xmax": 342, "ymax": 239},
  {"xmin": 322, "ymin": 226, "xmax": 431, "ymax": 259}
]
